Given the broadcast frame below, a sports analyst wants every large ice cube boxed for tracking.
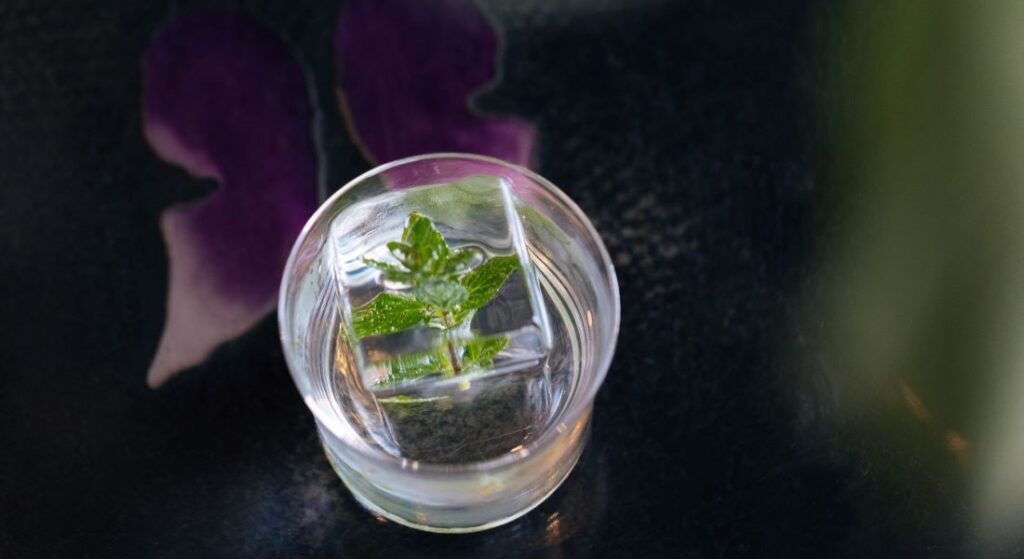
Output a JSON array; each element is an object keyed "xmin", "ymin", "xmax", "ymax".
[{"xmin": 327, "ymin": 175, "xmax": 552, "ymax": 394}]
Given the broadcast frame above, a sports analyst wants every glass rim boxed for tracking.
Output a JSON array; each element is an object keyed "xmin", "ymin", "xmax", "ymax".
[{"xmin": 278, "ymin": 152, "xmax": 621, "ymax": 474}]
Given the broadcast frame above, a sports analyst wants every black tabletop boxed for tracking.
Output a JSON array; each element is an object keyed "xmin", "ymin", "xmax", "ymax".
[{"xmin": 0, "ymin": 0, "xmax": 983, "ymax": 557}]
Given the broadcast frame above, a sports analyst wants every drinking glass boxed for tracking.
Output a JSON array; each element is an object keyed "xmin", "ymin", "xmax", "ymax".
[{"xmin": 278, "ymin": 153, "xmax": 619, "ymax": 532}]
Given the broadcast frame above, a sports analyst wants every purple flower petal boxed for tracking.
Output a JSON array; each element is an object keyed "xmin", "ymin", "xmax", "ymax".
[
  {"xmin": 335, "ymin": 0, "xmax": 536, "ymax": 166},
  {"xmin": 143, "ymin": 11, "xmax": 318, "ymax": 387}
]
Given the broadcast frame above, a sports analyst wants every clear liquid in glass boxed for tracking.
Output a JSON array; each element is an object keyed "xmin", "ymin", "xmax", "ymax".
[{"xmin": 305, "ymin": 176, "xmax": 586, "ymax": 463}]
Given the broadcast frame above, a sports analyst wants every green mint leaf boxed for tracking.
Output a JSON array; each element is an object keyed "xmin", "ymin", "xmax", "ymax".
[
  {"xmin": 351, "ymin": 293, "xmax": 429, "ymax": 338},
  {"xmin": 401, "ymin": 212, "xmax": 449, "ymax": 276},
  {"xmin": 461, "ymin": 335, "xmax": 508, "ymax": 370},
  {"xmin": 417, "ymin": 278, "xmax": 468, "ymax": 312},
  {"xmin": 373, "ymin": 347, "xmax": 447, "ymax": 387},
  {"xmin": 462, "ymin": 254, "xmax": 520, "ymax": 308},
  {"xmin": 444, "ymin": 248, "xmax": 477, "ymax": 276},
  {"xmin": 386, "ymin": 241, "xmax": 413, "ymax": 264},
  {"xmin": 363, "ymin": 257, "xmax": 414, "ymax": 283},
  {"xmin": 451, "ymin": 254, "xmax": 520, "ymax": 323},
  {"xmin": 377, "ymin": 394, "xmax": 447, "ymax": 404}
]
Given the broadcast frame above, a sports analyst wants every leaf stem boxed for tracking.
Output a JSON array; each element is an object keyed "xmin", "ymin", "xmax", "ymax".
[{"xmin": 442, "ymin": 311, "xmax": 461, "ymax": 375}]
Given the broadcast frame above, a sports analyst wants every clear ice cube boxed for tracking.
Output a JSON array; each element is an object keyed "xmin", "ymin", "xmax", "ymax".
[
  {"xmin": 375, "ymin": 362, "xmax": 551, "ymax": 462},
  {"xmin": 327, "ymin": 174, "xmax": 552, "ymax": 408}
]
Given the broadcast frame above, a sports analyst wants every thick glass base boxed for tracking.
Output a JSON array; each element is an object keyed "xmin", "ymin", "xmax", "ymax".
[{"xmin": 319, "ymin": 417, "xmax": 590, "ymax": 533}]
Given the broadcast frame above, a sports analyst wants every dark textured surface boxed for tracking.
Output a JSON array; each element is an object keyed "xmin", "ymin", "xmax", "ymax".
[{"xmin": 0, "ymin": 0, "xmax": 965, "ymax": 557}]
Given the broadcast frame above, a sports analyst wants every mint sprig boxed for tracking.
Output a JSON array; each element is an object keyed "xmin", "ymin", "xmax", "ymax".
[{"xmin": 351, "ymin": 212, "xmax": 519, "ymax": 385}]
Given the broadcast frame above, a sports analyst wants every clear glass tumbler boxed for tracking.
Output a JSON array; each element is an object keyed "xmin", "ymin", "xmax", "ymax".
[{"xmin": 278, "ymin": 153, "xmax": 619, "ymax": 532}]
